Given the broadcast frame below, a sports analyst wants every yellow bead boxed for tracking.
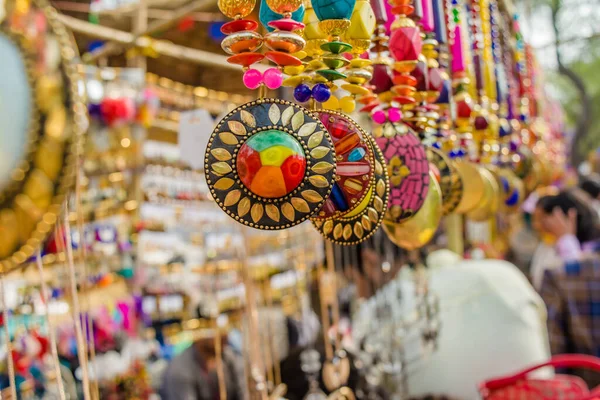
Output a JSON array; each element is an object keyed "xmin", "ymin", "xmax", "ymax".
[
  {"xmin": 323, "ymin": 96, "xmax": 340, "ymax": 110},
  {"xmin": 284, "ymin": 65, "xmax": 306, "ymax": 75},
  {"xmin": 339, "ymin": 96, "xmax": 356, "ymax": 114},
  {"xmin": 347, "ymin": 0, "xmax": 377, "ymax": 40}
]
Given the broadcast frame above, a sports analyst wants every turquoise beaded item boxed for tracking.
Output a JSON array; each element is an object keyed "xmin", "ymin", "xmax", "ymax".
[
  {"xmin": 312, "ymin": 0, "xmax": 356, "ymax": 21},
  {"xmin": 259, "ymin": 0, "xmax": 306, "ymax": 32}
]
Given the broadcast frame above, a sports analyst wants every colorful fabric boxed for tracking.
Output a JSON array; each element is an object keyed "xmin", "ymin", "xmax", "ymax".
[{"xmin": 540, "ymin": 254, "xmax": 600, "ymax": 387}]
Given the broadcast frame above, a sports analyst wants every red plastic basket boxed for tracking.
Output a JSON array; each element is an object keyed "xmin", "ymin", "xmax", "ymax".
[{"xmin": 479, "ymin": 355, "xmax": 600, "ymax": 400}]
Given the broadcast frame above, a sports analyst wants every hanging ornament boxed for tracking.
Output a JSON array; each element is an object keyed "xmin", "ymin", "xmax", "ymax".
[
  {"xmin": 205, "ymin": 100, "xmax": 336, "ymax": 229},
  {"xmin": 0, "ymin": 0, "xmax": 86, "ymax": 272},
  {"xmin": 373, "ymin": 121, "xmax": 429, "ymax": 223},
  {"xmin": 312, "ymin": 135, "xmax": 389, "ymax": 245},
  {"xmin": 426, "ymin": 147, "xmax": 462, "ymax": 215},
  {"xmin": 311, "ymin": 111, "xmax": 375, "ymax": 221}
]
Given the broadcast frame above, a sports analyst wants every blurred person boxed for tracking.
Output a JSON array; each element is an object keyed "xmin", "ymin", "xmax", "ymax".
[
  {"xmin": 537, "ymin": 191, "xmax": 600, "ymax": 387},
  {"xmin": 159, "ymin": 332, "xmax": 244, "ymax": 400},
  {"xmin": 580, "ymin": 174, "xmax": 600, "ymax": 216},
  {"xmin": 529, "ymin": 190, "xmax": 600, "ymax": 289}
]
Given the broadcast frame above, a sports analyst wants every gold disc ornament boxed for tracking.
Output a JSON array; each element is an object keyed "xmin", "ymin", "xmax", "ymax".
[
  {"xmin": 466, "ymin": 167, "xmax": 500, "ymax": 222},
  {"xmin": 452, "ymin": 160, "xmax": 485, "ymax": 214},
  {"xmin": 0, "ymin": 0, "xmax": 86, "ymax": 272},
  {"xmin": 312, "ymin": 136, "xmax": 390, "ymax": 245},
  {"xmin": 382, "ymin": 170, "xmax": 442, "ymax": 251},
  {"xmin": 426, "ymin": 147, "xmax": 463, "ymax": 216},
  {"xmin": 495, "ymin": 167, "xmax": 525, "ymax": 213},
  {"xmin": 205, "ymin": 99, "xmax": 337, "ymax": 229}
]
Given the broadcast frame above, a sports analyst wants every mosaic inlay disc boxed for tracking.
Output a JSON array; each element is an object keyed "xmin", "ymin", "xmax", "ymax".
[
  {"xmin": 312, "ymin": 110, "xmax": 375, "ymax": 221},
  {"xmin": 312, "ymin": 135, "xmax": 389, "ymax": 245},
  {"xmin": 205, "ymin": 99, "xmax": 337, "ymax": 230},
  {"xmin": 237, "ymin": 130, "xmax": 306, "ymax": 198},
  {"xmin": 373, "ymin": 122, "xmax": 429, "ymax": 223},
  {"xmin": 426, "ymin": 147, "xmax": 463, "ymax": 216}
]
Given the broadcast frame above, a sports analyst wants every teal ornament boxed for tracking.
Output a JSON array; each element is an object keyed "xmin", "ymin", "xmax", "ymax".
[
  {"xmin": 312, "ymin": 0, "xmax": 356, "ymax": 21},
  {"xmin": 259, "ymin": 0, "xmax": 305, "ymax": 32}
]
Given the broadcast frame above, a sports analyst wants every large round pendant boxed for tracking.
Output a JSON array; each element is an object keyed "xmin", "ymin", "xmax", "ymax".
[
  {"xmin": 453, "ymin": 160, "xmax": 485, "ymax": 214},
  {"xmin": 426, "ymin": 147, "xmax": 463, "ymax": 216},
  {"xmin": 466, "ymin": 167, "xmax": 500, "ymax": 222},
  {"xmin": 382, "ymin": 171, "xmax": 442, "ymax": 251},
  {"xmin": 0, "ymin": 0, "xmax": 86, "ymax": 272},
  {"xmin": 312, "ymin": 135, "xmax": 389, "ymax": 245},
  {"xmin": 312, "ymin": 110, "xmax": 375, "ymax": 221},
  {"xmin": 373, "ymin": 121, "xmax": 429, "ymax": 223},
  {"xmin": 205, "ymin": 99, "xmax": 336, "ymax": 229}
]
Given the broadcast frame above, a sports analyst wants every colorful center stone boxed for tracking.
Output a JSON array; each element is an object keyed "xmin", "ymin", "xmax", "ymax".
[{"xmin": 237, "ymin": 130, "xmax": 306, "ymax": 198}]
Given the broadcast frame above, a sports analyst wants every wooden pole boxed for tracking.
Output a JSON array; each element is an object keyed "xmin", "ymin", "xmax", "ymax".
[
  {"xmin": 83, "ymin": 0, "xmax": 215, "ymax": 62},
  {"xmin": 56, "ymin": 14, "xmax": 269, "ymax": 71}
]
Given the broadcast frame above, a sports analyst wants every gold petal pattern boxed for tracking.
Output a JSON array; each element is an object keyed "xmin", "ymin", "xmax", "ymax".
[
  {"xmin": 251, "ymin": 203, "xmax": 264, "ymax": 223},
  {"xmin": 342, "ymin": 225, "xmax": 353, "ymax": 240},
  {"xmin": 310, "ymin": 146, "xmax": 331, "ymax": 159},
  {"xmin": 374, "ymin": 196, "xmax": 384, "ymax": 212},
  {"xmin": 299, "ymin": 123, "xmax": 317, "ymax": 137},
  {"xmin": 228, "ymin": 121, "xmax": 246, "ymax": 135},
  {"xmin": 214, "ymin": 177, "xmax": 235, "ymax": 190},
  {"xmin": 266, "ymin": 204, "xmax": 280, "ymax": 222},
  {"xmin": 307, "ymin": 131, "xmax": 324, "ymax": 149},
  {"xmin": 282, "ymin": 202, "xmax": 295, "ymax": 221},
  {"xmin": 323, "ymin": 220, "xmax": 334, "ymax": 235},
  {"xmin": 212, "ymin": 162, "xmax": 232, "ymax": 175},
  {"xmin": 301, "ymin": 190, "xmax": 323, "ymax": 203},
  {"xmin": 240, "ymin": 110, "xmax": 256, "ymax": 128},
  {"xmin": 291, "ymin": 197, "xmax": 310, "ymax": 213},
  {"xmin": 269, "ymin": 103, "xmax": 281, "ymax": 125},
  {"xmin": 281, "ymin": 106, "xmax": 294, "ymax": 126},
  {"xmin": 361, "ymin": 215, "xmax": 372, "ymax": 230},
  {"xmin": 211, "ymin": 148, "xmax": 232, "ymax": 161},
  {"xmin": 354, "ymin": 222, "xmax": 364, "ymax": 239},
  {"xmin": 312, "ymin": 162, "xmax": 334, "ymax": 174},
  {"xmin": 368, "ymin": 207, "xmax": 378, "ymax": 223},
  {"xmin": 292, "ymin": 111, "xmax": 304, "ymax": 130},
  {"xmin": 224, "ymin": 190, "xmax": 241, "ymax": 206},
  {"xmin": 309, "ymin": 175, "xmax": 330, "ymax": 188},
  {"xmin": 238, "ymin": 197, "xmax": 251, "ymax": 217},
  {"xmin": 375, "ymin": 160, "xmax": 383, "ymax": 176},
  {"xmin": 219, "ymin": 132, "xmax": 238, "ymax": 145},
  {"xmin": 376, "ymin": 179, "xmax": 386, "ymax": 197},
  {"xmin": 333, "ymin": 224, "xmax": 343, "ymax": 240}
]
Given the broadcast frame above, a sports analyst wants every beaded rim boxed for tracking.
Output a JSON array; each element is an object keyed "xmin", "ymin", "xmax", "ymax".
[
  {"xmin": 0, "ymin": 0, "xmax": 86, "ymax": 273},
  {"xmin": 312, "ymin": 135, "xmax": 389, "ymax": 246},
  {"xmin": 205, "ymin": 98, "xmax": 337, "ymax": 230}
]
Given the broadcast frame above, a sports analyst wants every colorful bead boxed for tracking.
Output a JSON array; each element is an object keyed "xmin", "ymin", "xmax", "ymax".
[
  {"xmin": 420, "ymin": 0, "xmax": 434, "ymax": 32},
  {"xmin": 372, "ymin": 110, "xmax": 386, "ymax": 124},
  {"xmin": 389, "ymin": 26, "xmax": 423, "ymax": 61},
  {"xmin": 294, "ymin": 83, "xmax": 312, "ymax": 102},
  {"xmin": 348, "ymin": 147, "xmax": 366, "ymax": 162},
  {"xmin": 312, "ymin": 0, "xmax": 356, "ymax": 21},
  {"xmin": 322, "ymin": 95, "xmax": 340, "ymax": 110},
  {"xmin": 451, "ymin": 25, "xmax": 466, "ymax": 73},
  {"xmin": 259, "ymin": 0, "xmax": 305, "ymax": 32},
  {"xmin": 263, "ymin": 67, "xmax": 284, "ymax": 89},
  {"xmin": 220, "ymin": 19, "xmax": 259, "ymax": 34},
  {"xmin": 339, "ymin": 96, "xmax": 356, "ymax": 113},
  {"xmin": 388, "ymin": 108, "xmax": 402, "ymax": 122},
  {"xmin": 237, "ymin": 130, "xmax": 306, "ymax": 198},
  {"xmin": 243, "ymin": 69, "xmax": 263, "ymax": 89},
  {"xmin": 312, "ymin": 83, "xmax": 331, "ymax": 103}
]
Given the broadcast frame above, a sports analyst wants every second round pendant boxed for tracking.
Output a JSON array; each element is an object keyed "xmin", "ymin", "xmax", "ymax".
[
  {"xmin": 205, "ymin": 99, "xmax": 337, "ymax": 229},
  {"xmin": 312, "ymin": 135, "xmax": 389, "ymax": 245}
]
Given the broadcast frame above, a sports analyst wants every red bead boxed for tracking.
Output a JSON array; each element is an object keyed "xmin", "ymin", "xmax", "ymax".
[
  {"xmin": 237, "ymin": 146, "xmax": 262, "ymax": 188},
  {"xmin": 268, "ymin": 18, "xmax": 305, "ymax": 32},
  {"xmin": 265, "ymin": 51, "xmax": 302, "ymax": 66},
  {"xmin": 389, "ymin": 26, "xmax": 423, "ymax": 62},
  {"xmin": 411, "ymin": 59, "xmax": 427, "ymax": 92},
  {"xmin": 221, "ymin": 19, "xmax": 259, "ymax": 34},
  {"xmin": 393, "ymin": 73, "xmax": 417, "ymax": 86},
  {"xmin": 227, "ymin": 53, "xmax": 265, "ymax": 67},
  {"xmin": 456, "ymin": 97, "xmax": 473, "ymax": 119},
  {"xmin": 394, "ymin": 95, "xmax": 416, "ymax": 104},
  {"xmin": 428, "ymin": 67, "xmax": 444, "ymax": 92},
  {"xmin": 370, "ymin": 63, "xmax": 393, "ymax": 94}
]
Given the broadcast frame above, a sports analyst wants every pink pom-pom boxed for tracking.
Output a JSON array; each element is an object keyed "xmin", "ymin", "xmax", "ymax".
[
  {"xmin": 372, "ymin": 110, "xmax": 386, "ymax": 125},
  {"xmin": 243, "ymin": 69, "xmax": 262, "ymax": 90},
  {"xmin": 263, "ymin": 68, "xmax": 283, "ymax": 90},
  {"xmin": 388, "ymin": 107, "xmax": 402, "ymax": 122}
]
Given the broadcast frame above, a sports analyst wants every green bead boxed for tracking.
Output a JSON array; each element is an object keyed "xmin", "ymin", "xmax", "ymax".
[
  {"xmin": 320, "ymin": 41, "xmax": 353, "ymax": 54},
  {"xmin": 316, "ymin": 69, "xmax": 347, "ymax": 81},
  {"xmin": 323, "ymin": 55, "xmax": 350, "ymax": 69}
]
